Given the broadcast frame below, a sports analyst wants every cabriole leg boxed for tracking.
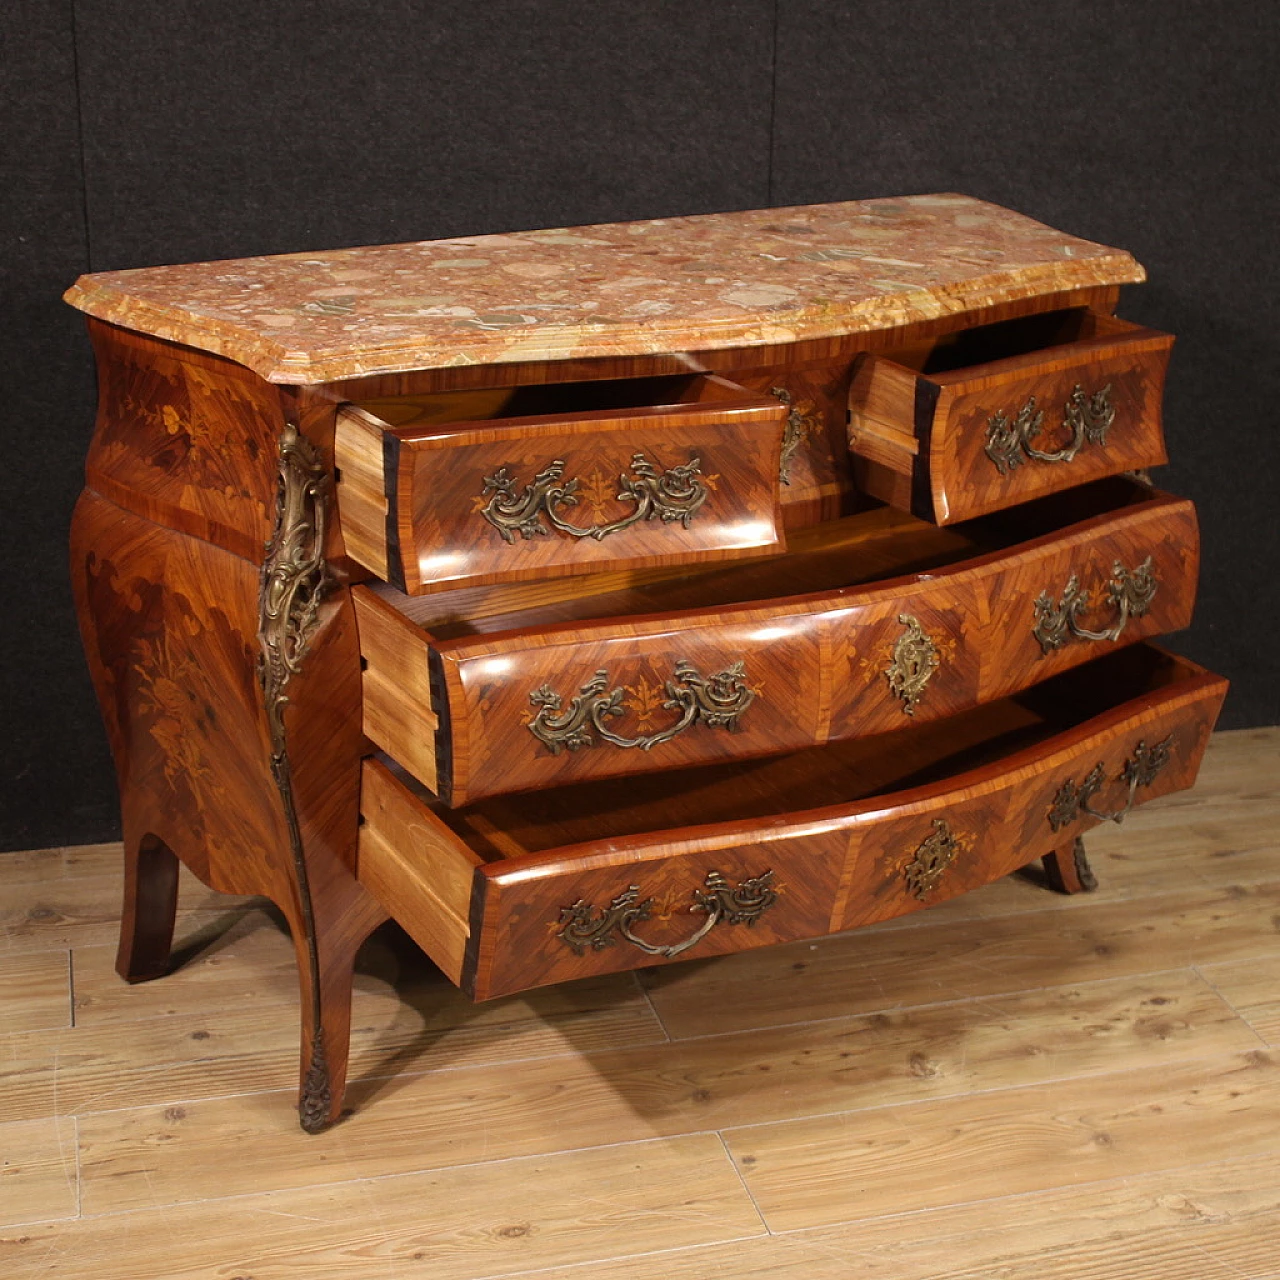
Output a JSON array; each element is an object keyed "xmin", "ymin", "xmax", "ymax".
[
  {"xmin": 1042, "ymin": 836, "xmax": 1098, "ymax": 895},
  {"xmin": 116, "ymin": 832, "xmax": 180, "ymax": 983}
]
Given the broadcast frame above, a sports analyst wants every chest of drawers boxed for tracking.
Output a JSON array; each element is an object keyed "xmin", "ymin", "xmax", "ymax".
[{"xmin": 65, "ymin": 194, "xmax": 1226, "ymax": 1131}]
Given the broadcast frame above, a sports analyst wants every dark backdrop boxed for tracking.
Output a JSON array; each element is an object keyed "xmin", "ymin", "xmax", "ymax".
[{"xmin": 3, "ymin": 0, "xmax": 1276, "ymax": 851}]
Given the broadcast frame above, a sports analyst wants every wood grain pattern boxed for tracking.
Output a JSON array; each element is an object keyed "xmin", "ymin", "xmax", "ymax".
[
  {"xmin": 5, "ymin": 1135, "xmax": 764, "ymax": 1280},
  {"xmin": 356, "ymin": 648, "xmax": 1226, "ymax": 999},
  {"xmin": 1201, "ymin": 956, "xmax": 1280, "ymax": 1045},
  {"xmin": 335, "ymin": 374, "xmax": 786, "ymax": 594},
  {"xmin": 3, "ymin": 726, "xmax": 1276, "ymax": 1275},
  {"xmin": 362, "ymin": 481, "xmax": 1200, "ymax": 804},
  {"xmin": 723, "ymin": 1050, "xmax": 1280, "ymax": 1232},
  {"xmin": 0, "ymin": 1118, "xmax": 78, "ymax": 1227},
  {"xmin": 641, "ymin": 881, "xmax": 1280, "ymax": 1042},
  {"xmin": 352, "ymin": 588, "xmax": 438, "ymax": 791},
  {"xmin": 849, "ymin": 308, "xmax": 1174, "ymax": 524},
  {"xmin": 494, "ymin": 1154, "xmax": 1280, "ymax": 1280},
  {"xmin": 83, "ymin": 321, "xmax": 290, "ymax": 562},
  {"xmin": 0, "ymin": 953, "xmax": 71, "ymax": 1032},
  {"xmin": 69, "ymin": 489, "xmax": 387, "ymax": 1129},
  {"xmin": 71, "ymin": 968, "xmax": 1253, "ymax": 1213}
]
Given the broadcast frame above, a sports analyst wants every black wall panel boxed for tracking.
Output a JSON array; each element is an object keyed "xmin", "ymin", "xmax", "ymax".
[
  {"xmin": 73, "ymin": 0, "xmax": 776, "ymax": 268},
  {"xmin": 2, "ymin": 1, "xmax": 1275, "ymax": 849},
  {"xmin": 0, "ymin": 2, "xmax": 109, "ymax": 849},
  {"xmin": 770, "ymin": 0, "xmax": 1280, "ymax": 728}
]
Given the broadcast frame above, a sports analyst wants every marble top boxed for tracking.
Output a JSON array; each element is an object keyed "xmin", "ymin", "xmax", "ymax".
[{"xmin": 64, "ymin": 195, "xmax": 1143, "ymax": 385}]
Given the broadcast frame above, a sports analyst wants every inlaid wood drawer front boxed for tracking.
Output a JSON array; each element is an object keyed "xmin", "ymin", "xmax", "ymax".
[
  {"xmin": 848, "ymin": 308, "xmax": 1174, "ymax": 524},
  {"xmin": 353, "ymin": 482, "xmax": 1199, "ymax": 805},
  {"xmin": 355, "ymin": 648, "xmax": 1227, "ymax": 1000},
  {"xmin": 334, "ymin": 372, "xmax": 786, "ymax": 594}
]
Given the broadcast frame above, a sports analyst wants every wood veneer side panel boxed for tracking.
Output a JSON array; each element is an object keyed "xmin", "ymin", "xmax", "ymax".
[
  {"xmin": 83, "ymin": 319, "xmax": 288, "ymax": 563},
  {"xmin": 69, "ymin": 489, "xmax": 286, "ymax": 897}
]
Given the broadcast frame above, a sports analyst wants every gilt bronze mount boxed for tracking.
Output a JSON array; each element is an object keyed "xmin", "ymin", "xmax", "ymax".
[
  {"xmin": 885, "ymin": 613, "xmax": 941, "ymax": 715},
  {"xmin": 1033, "ymin": 556, "xmax": 1157, "ymax": 654},
  {"xmin": 479, "ymin": 452, "xmax": 708, "ymax": 543},
  {"xmin": 985, "ymin": 383, "xmax": 1116, "ymax": 475},
  {"xmin": 901, "ymin": 818, "xmax": 965, "ymax": 900},
  {"xmin": 527, "ymin": 659, "xmax": 756, "ymax": 755},
  {"xmin": 555, "ymin": 869, "xmax": 778, "ymax": 959},
  {"xmin": 1048, "ymin": 736, "xmax": 1174, "ymax": 831}
]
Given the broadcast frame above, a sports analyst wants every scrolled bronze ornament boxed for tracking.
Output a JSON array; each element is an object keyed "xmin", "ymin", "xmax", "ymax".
[
  {"xmin": 885, "ymin": 613, "xmax": 941, "ymax": 715},
  {"xmin": 984, "ymin": 383, "xmax": 1116, "ymax": 475},
  {"xmin": 901, "ymin": 818, "xmax": 964, "ymax": 900},
  {"xmin": 479, "ymin": 452, "xmax": 708, "ymax": 543},
  {"xmin": 256, "ymin": 422, "xmax": 334, "ymax": 1133},
  {"xmin": 527, "ymin": 659, "xmax": 756, "ymax": 755},
  {"xmin": 1032, "ymin": 556, "xmax": 1157, "ymax": 655},
  {"xmin": 770, "ymin": 385, "xmax": 817, "ymax": 485},
  {"xmin": 1047, "ymin": 736, "xmax": 1174, "ymax": 832},
  {"xmin": 555, "ymin": 869, "xmax": 778, "ymax": 959}
]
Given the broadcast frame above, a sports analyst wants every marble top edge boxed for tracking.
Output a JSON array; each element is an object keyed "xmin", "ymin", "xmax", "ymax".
[{"xmin": 63, "ymin": 194, "xmax": 1145, "ymax": 385}]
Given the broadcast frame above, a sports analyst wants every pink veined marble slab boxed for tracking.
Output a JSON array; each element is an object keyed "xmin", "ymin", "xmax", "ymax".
[{"xmin": 64, "ymin": 194, "xmax": 1143, "ymax": 385}]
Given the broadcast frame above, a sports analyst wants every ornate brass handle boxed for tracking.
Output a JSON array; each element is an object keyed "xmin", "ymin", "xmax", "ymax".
[
  {"xmin": 479, "ymin": 452, "xmax": 708, "ymax": 543},
  {"xmin": 555, "ymin": 870, "xmax": 778, "ymax": 959},
  {"xmin": 1032, "ymin": 557, "xmax": 1157, "ymax": 655},
  {"xmin": 985, "ymin": 383, "xmax": 1115, "ymax": 475},
  {"xmin": 527, "ymin": 660, "xmax": 756, "ymax": 755},
  {"xmin": 1048, "ymin": 736, "xmax": 1173, "ymax": 831}
]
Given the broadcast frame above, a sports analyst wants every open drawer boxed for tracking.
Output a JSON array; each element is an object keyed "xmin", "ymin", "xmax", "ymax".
[
  {"xmin": 334, "ymin": 372, "xmax": 787, "ymax": 593},
  {"xmin": 353, "ymin": 477, "xmax": 1199, "ymax": 805},
  {"xmin": 357, "ymin": 645, "xmax": 1227, "ymax": 1000},
  {"xmin": 848, "ymin": 307, "xmax": 1174, "ymax": 524}
]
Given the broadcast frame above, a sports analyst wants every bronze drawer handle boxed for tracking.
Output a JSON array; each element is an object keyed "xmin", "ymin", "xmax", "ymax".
[
  {"xmin": 1032, "ymin": 557, "xmax": 1157, "ymax": 655},
  {"xmin": 985, "ymin": 383, "xmax": 1115, "ymax": 475},
  {"xmin": 527, "ymin": 659, "xmax": 756, "ymax": 755},
  {"xmin": 1048, "ymin": 736, "xmax": 1174, "ymax": 831},
  {"xmin": 555, "ymin": 870, "xmax": 778, "ymax": 959},
  {"xmin": 479, "ymin": 452, "xmax": 708, "ymax": 543}
]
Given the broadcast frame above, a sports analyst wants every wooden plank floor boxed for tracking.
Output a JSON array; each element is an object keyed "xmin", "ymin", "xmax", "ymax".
[{"xmin": 1, "ymin": 725, "xmax": 1278, "ymax": 1279}]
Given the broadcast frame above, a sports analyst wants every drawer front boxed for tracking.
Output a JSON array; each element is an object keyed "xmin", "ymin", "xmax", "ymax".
[
  {"xmin": 335, "ymin": 379, "xmax": 786, "ymax": 594},
  {"xmin": 355, "ymin": 491, "xmax": 1199, "ymax": 805},
  {"xmin": 356, "ymin": 654, "xmax": 1227, "ymax": 1000},
  {"xmin": 848, "ymin": 314, "xmax": 1174, "ymax": 524}
]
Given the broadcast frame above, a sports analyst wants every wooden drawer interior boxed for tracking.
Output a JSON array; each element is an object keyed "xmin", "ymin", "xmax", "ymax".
[{"xmin": 358, "ymin": 644, "xmax": 1226, "ymax": 999}]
